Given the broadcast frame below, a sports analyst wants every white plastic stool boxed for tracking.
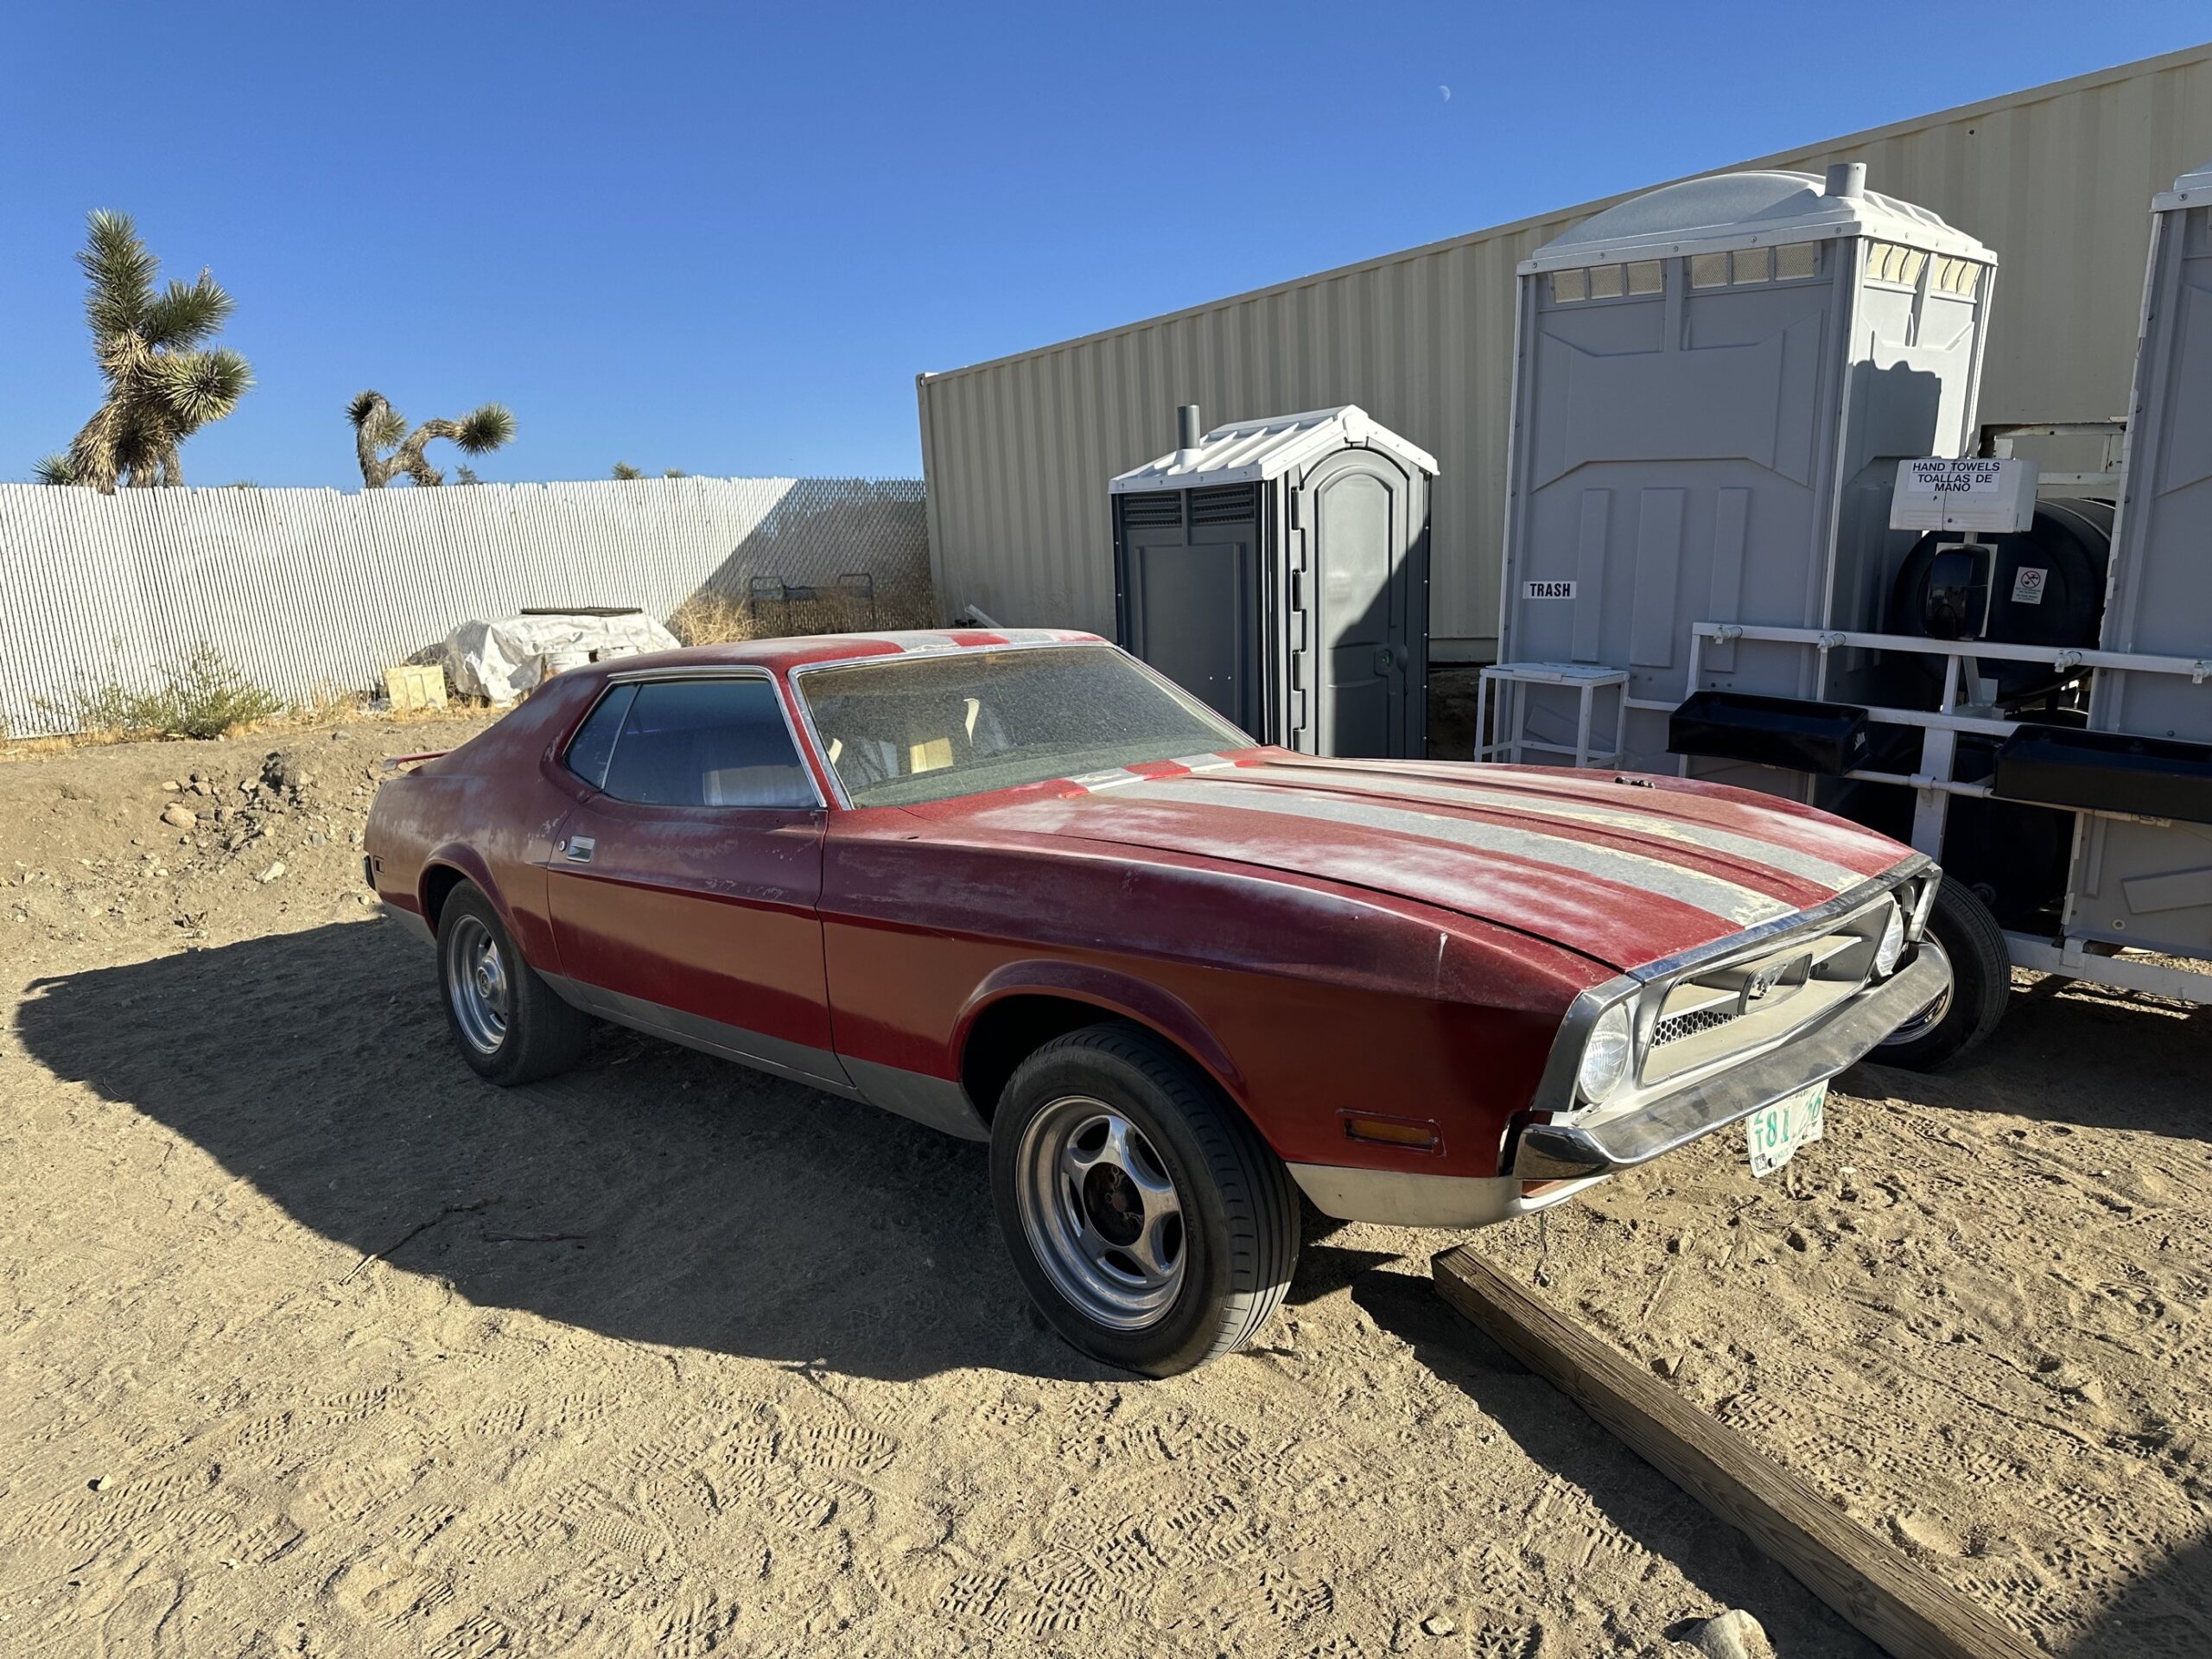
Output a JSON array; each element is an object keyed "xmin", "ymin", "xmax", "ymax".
[{"xmin": 1474, "ymin": 662, "xmax": 1630, "ymax": 769}]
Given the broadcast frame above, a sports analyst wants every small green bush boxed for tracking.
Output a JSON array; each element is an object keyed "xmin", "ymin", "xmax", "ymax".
[{"xmin": 42, "ymin": 641, "xmax": 286, "ymax": 740}]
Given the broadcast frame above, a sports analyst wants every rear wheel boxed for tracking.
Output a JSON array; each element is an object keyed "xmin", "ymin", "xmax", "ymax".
[
  {"xmin": 436, "ymin": 883, "xmax": 591, "ymax": 1085},
  {"xmin": 989, "ymin": 1023, "xmax": 1299, "ymax": 1376},
  {"xmin": 1874, "ymin": 880, "xmax": 2011, "ymax": 1071}
]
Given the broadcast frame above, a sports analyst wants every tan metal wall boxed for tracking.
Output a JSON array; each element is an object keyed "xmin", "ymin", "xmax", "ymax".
[{"xmin": 917, "ymin": 43, "xmax": 2212, "ymax": 658}]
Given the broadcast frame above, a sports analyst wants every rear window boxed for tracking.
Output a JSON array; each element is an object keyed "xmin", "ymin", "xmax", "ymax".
[
  {"xmin": 565, "ymin": 677, "xmax": 817, "ymax": 808},
  {"xmin": 796, "ymin": 645, "xmax": 1247, "ymax": 807},
  {"xmin": 563, "ymin": 683, "xmax": 635, "ymax": 790}
]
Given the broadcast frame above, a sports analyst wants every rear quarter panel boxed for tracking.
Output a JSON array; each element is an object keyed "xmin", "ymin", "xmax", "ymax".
[
  {"xmin": 365, "ymin": 677, "xmax": 602, "ymax": 963},
  {"xmin": 821, "ymin": 810, "xmax": 1614, "ymax": 1179}
]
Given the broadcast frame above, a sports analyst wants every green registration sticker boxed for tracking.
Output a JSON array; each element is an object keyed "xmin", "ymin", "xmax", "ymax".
[{"xmin": 1745, "ymin": 1083, "xmax": 1827, "ymax": 1178}]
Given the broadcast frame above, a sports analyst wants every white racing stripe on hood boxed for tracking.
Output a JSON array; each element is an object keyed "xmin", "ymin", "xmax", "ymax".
[
  {"xmin": 1120, "ymin": 779, "xmax": 1797, "ymax": 925},
  {"xmin": 1258, "ymin": 767, "xmax": 1865, "ymax": 893},
  {"xmin": 1065, "ymin": 766, "xmax": 1153, "ymax": 791}
]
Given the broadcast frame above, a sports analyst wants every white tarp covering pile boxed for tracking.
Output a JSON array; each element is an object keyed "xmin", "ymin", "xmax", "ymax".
[{"xmin": 443, "ymin": 611, "xmax": 679, "ymax": 702}]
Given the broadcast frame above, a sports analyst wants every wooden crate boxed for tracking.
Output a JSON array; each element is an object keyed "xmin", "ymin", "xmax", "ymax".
[{"xmin": 383, "ymin": 664, "xmax": 448, "ymax": 711}]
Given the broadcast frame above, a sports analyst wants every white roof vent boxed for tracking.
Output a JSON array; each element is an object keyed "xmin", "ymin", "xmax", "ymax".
[
  {"xmin": 1109, "ymin": 404, "xmax": 1438, "ymax": 493},
  {"xmin": 1523, "ymin": 168, "xmax": 1993, "ymax": 273},
  {"xmin": 2155, "ymin": 155, "xmax": 2212, "ymax": 213}
]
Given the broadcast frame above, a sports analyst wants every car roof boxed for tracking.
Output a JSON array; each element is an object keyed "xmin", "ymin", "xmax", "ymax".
[{"xmin": 603, "ymin": 626, "xmax": 1108, "ymax": 676}]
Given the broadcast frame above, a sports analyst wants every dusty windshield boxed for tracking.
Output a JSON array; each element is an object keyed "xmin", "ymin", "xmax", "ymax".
[{"xmin": 798, "ymin": 645, "xmax": 1249, "ymax": 807}]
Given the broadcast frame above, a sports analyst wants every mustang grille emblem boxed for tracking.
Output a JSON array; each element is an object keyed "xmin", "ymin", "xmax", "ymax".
[{"xmin": 1742, "ymin": 952, "xmax": 1810, "ymax": 1005}]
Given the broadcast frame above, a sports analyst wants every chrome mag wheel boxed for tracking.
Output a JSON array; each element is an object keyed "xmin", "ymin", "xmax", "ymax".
[
  {"xmin": 445, "ymin": 913, "xmax": 512, "ymax": 1056},
  {"xmin": 1878, "ymin": 931, "xmax": 1954, "ymax": 1047},
  {"xmin": 1014, "ymin": 1095, "xmax": 1186, "ymax": 1331}
]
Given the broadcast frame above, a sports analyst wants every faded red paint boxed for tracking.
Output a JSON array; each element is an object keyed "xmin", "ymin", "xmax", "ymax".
[{"xmin": 365, "ymin": 634, "xmax": 1918, "ymax": 1182}]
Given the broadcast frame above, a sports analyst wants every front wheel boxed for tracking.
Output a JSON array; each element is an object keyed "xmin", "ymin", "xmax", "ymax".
[
  {"xmin": 989, "ymin": 1023, "xmax": 1299, "ymax": 1376},
  {"xmin": 1873, "ymin": 880, "xmax": 2012, "ymax": 1071}
]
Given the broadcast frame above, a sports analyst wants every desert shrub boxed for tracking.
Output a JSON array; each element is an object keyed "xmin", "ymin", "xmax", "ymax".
[
  {"xmin": 666, "ymin": 584, "xmax": 938, "ymax": 646},
  {"xmin": 666, "ymin": 591, "xmax": 758, "ymax": 645},
  {"xmin": 41, "ymin": 641, "xmax": 286, "ymax": 740},
  {"xmin": 286, "ymin": 681, "xmax": 373, "ymax": 726}
]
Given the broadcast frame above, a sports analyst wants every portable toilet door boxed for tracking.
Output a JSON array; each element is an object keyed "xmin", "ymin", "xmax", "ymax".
[
  {"xmin": 1304, "ymin": 442, "xmax": 1423, "ymax": 757},
  {"xmin": 1113, "ymin": 453, "xmax": 1264, "ymax": 732},
  {"xmin": 1110, "ymin": 404, "xmax": 1438, "ymax": 758}
]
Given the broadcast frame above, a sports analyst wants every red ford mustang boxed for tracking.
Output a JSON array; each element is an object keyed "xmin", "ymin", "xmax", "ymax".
[{"xmin": 365, "ymin": 630, "xmax": 1947, "ymax": 1374}]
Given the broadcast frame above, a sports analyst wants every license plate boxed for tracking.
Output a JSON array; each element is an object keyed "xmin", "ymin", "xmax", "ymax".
[{"xmin": 1745, "ymin": 1084, "xmax": 1827, "ymax": 1177}]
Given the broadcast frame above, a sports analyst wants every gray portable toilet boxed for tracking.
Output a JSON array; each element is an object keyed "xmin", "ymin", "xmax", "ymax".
[
  {"xmin": 1111, "ymin": 405, "xmax": 1437, "ymax": 758},
  {"xmin": 1494, "ymin": 164, "xmax": 1997, "ymax": 780},
  {"xmin": 2052, "ymin": 156, "xmax": 2212, "ymax": 958}
]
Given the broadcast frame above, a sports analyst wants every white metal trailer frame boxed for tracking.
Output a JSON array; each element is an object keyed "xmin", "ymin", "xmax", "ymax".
[{"xmin": 1675, "ymin": 620, "xmax": 2212, "ymax": 1005}]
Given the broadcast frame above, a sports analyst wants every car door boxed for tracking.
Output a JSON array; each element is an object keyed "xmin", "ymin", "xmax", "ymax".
[{"xmin": 545, "ymin": 670, "xmax": 851, "ymax": 1090}]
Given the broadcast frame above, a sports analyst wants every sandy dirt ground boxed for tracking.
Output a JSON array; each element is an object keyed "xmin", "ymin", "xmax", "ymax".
[{"xmin": 2, "ymin": 718, "xmax": 2207, "ymax": 1657}]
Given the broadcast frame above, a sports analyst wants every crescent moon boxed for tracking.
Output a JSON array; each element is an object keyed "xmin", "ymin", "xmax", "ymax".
[{"xmin": 1440, "ymin": 85, "xmax": 1452, "ymax": 101}]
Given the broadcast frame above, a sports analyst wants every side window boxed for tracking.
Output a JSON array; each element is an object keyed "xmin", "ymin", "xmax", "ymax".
[
  {"xmin": 598, "ymin": 678, "xmax": 817, "ymax": 809},
  {"xmin": 563, "ymin": 683, "xmax": 636, "ymax": 790}
]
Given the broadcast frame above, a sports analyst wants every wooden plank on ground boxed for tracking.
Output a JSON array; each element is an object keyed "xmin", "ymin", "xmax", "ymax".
[{"xmin": 1431, "ymin": 1246, "xmax": 2040, "ymax": 1659}]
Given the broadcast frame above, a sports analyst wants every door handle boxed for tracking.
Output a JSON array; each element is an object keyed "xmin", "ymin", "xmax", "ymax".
[{"xmin": 564, "ymin": 836, "xmax": 595, "ymax": 863}]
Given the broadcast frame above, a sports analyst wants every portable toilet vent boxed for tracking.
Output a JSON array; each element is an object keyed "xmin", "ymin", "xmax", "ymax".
[
  {"xmin": 1493, "ymin": 164, "xmax": 1997, "ymax": 781},
  {"xmin": 1111, "ymin": 404, "xmax": 1437, "ymax": 758}
]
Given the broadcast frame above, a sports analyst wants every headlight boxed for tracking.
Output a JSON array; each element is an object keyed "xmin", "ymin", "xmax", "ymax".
[
  {"xmin": 1576, "ymin": 1002, "xmax": 1634, "ymax": 1104},
  {"xmin": 1874, "ymin": 900, "xmax": 1906, "ymax": 977}
]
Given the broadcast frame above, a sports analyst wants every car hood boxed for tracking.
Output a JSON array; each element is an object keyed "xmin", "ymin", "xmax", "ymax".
[{"xmin": 920, "ymin": 753, "xmax": 1915, "ymax": 971}]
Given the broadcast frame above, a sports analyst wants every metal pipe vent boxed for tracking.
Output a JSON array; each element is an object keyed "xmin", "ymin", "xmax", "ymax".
[{"xmin": 1174, "ymin": 404, "xmax": 1203, "ymax": 467}]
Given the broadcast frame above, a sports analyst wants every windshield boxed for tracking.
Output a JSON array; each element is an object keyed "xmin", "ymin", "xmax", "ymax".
[{"xmin": 798, "ymin": 645, "xmax": 1250, "ymax": 807}]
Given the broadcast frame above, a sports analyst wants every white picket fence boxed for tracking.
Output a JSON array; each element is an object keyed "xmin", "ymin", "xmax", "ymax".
[{"xmin": 0, "ymin": 475, "xmax": 931, "ymax": 736}]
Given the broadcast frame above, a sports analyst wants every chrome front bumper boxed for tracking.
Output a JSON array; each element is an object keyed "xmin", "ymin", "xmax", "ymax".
[{"xmin": 1503, "ymin": 946, "xmax": 1949, "ymax": 1181}]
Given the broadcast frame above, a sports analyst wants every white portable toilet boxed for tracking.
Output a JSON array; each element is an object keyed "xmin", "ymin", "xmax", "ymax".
[
  {"xmin": 1492, "ymin": 164, "xmax": 1998, "ymax": 782},
  {"xmin": 2016, "ymin": 156, "xmax": 2212, "ymax": 961}
]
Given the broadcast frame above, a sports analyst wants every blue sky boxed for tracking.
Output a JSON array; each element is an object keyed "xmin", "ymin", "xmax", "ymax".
[{"xmin": 3, "ymin": 3, "xmax": 2204, "ymax": 489}]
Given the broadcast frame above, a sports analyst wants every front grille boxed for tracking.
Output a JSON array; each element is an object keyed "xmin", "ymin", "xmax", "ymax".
[
  {"xmin": 1638, "ymin": 900, "xmax": 1890, "ymax": 1088},
  {"xmin": 1651, "ymin": 1005, "xmax": 1739, "ymax": 1046}
]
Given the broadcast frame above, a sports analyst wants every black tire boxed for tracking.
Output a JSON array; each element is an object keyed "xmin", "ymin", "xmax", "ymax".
[
  {"xmin": 989, "ymin": 1023, "xmax": 1299, "ymax": 1376},
  {"xmin": 1872, "ymin": 880, "xmax": 2012, "ymax": 1071},
  {"xmin": 435, "ymin": 883, "xmax": 591, "ymax": 1085}
]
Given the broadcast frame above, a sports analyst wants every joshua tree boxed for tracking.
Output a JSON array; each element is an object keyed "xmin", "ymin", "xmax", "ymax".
[
  {"xmin": 347, "ymin": 391, "xmax": 514, "ymax": 487},
  {"xmin": 611, "ymin": 462, "xmax": 685, "ymax": 480},
  {"xmin": 47, "ymin": 211, "xmax": 253, "ymax": 492}
]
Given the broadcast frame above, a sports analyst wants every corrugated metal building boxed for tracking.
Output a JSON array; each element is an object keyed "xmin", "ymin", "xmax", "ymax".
[{"xmin": 916, "ymin": 44, "xmax": 2212, "ymax": 661}]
